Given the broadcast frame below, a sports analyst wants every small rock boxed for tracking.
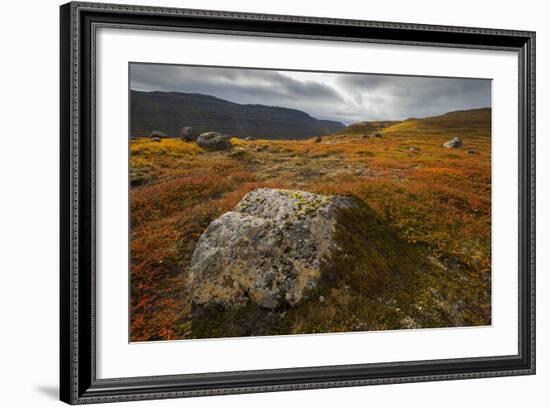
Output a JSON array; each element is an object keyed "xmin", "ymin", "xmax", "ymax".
[
  {"xmin": 408, "ymin": 146, "xmax": 420, "ymax": 152},
  {"xmin": 314, "ymin": 136, "xmax": 322, "ymax": 143},
  {"xmin": 319, "ymin": 295, "xmax": 325, "ymax": 303},
  {"xmin": 196, "ymin": 132, "xmax": 232, "ymax": 151},
  {"xmin": 179, "ymin": 126, "xmax": 195, "ymax": 141},
  {"xmin": 151, "ymin": 136, "xmax": 161, "ymax": 142},
  {"xmin": 150, "ymin": 130, "xmax": 167, "ymax": 139},
  {"xmin": 244, "ymin": 137, "xmax": 252, "ymax": 141},
  {"xmin": 443, "ymin": 137, "xmax": 463, "ymax": 148},
  {"xmin": 373, "ymin": 133, "xmax": 383, "ymax": 138},
  {"xmin": 468, "ymin": 149, "xmax": 479, "ymax": 155}
]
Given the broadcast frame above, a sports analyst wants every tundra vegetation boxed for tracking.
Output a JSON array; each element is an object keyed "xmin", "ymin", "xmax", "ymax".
[{"xmin": 130, "ymin": 108, "xmax": 491, "ymax": 341}]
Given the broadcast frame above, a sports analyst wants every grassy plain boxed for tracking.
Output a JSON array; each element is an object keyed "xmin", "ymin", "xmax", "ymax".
[{"xmin": 130, "ymin": 108, "xmax": 491, "ymax": 341}]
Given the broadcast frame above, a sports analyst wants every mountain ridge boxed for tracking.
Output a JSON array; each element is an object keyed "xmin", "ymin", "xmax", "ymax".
[{"xmin": 130, "ymin": 90, "xmax": 345, "ymax": 139}]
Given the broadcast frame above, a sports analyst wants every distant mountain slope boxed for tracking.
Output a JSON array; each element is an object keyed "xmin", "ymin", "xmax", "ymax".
[
  {"xmin": 130, "ymin": 91, "xmax": 345, "ymax": 139},
  {"xmin": 335, "ymin": 120, "xmax": 400, "ymax": 136},
  {"xmin": 337, "ymin": 108, "xmax": 491, "ymax": 139},
  {"xmin": 383, "ymin": 107, "xmax": 491, "ymax": 136},
  {"xmin": 410, "ymin": 107, "xmax": 491, "ymax": 127}
]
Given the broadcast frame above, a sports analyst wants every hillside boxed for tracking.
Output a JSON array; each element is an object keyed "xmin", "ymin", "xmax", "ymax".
[
  {"xmin": 335, "ymin": 120, "xmax": 399, "ymax": 136},
  {"xmin": 382, "ymin": 107, "xmax": 491, "ymax": 138},
  {"xmin": 407, "ymin": 107, "xmax": 491, "ymax": 128},
  {"xmin": 130, "ymin": 91, "xmax": 345, "ymax": 139},
  {"xmin": 336, "ymin": 108, "xmax": 491, "ymax": 139}
]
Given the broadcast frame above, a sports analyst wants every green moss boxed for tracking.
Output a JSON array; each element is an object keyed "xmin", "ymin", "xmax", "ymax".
[
  {"xmin": 174, "ymin": 320, "xmax": 192, "ymax": 337},
  {"xmin": 289, "ymin": 191, "xmax": 331, "ymax": 217},
  {"xmin": 190, "ymin": 303, "xmax": 284, "ymax": 339},
  {"xmin": 279, "ymin": 201, "xmax": 490, "ymax": 333}
]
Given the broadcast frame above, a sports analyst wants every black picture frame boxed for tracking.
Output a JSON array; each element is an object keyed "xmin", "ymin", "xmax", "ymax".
[{"xmin": 60, "ymin": 2, "xmax": 536, "ymax": 404}]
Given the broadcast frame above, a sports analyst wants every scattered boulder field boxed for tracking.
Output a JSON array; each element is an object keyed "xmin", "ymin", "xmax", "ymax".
[{"xmin": 148, "ymin": 129, "xmax": 467, "ymax": 153}]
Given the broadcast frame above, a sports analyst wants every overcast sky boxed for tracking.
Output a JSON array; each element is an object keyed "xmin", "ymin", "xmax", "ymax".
[{"xmin": 130, "ymin": 63, "xmax": 491, "ymax": 125}]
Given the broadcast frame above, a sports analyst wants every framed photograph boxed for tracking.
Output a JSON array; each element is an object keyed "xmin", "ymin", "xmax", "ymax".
[{"xmin": 60, "ymin": 1, "xmax": 535, "ymax": 404}]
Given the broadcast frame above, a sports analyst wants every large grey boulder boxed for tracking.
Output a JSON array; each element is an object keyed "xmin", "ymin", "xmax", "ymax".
[
  {"xmin": 196, "ymin": 132, "xmax": 232, "ymax": 151},
  {"xmin": 442, "ymin": 137, "xmax": 463, "ymax": 148},
  {"xmin": 188, "ymin": 188, "xmax": 356, "ymax": 309}
]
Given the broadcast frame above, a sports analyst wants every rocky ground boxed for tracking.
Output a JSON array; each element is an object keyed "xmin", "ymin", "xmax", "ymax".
[{"xmin": 129, "ymin": 112, "xmax": 491, "ymax": 341}]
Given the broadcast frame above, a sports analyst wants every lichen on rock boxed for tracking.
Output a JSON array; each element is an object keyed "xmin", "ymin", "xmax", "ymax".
[{"xmin": 188, "ymin": 188, "xmax": 356, "ymax": 310}]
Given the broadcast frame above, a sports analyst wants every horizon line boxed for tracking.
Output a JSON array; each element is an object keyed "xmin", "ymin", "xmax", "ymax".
[{"xmin": 130, "ymin": 88, "xmax": 491, "ymax": 125}]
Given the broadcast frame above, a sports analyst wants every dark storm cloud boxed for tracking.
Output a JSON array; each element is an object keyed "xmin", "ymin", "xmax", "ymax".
[
  {"xmin": 130, "ymin": 63, "xmax": 491, "ymax": 125},
  {"xmin": 131, "ymin": 64, "xmax": 342, "ymax": 105}
]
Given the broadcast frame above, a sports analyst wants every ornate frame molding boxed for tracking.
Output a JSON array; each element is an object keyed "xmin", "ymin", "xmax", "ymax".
[{"xmin": 60, "ymin": 2, "xmax": 535, "ymax": 404}]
